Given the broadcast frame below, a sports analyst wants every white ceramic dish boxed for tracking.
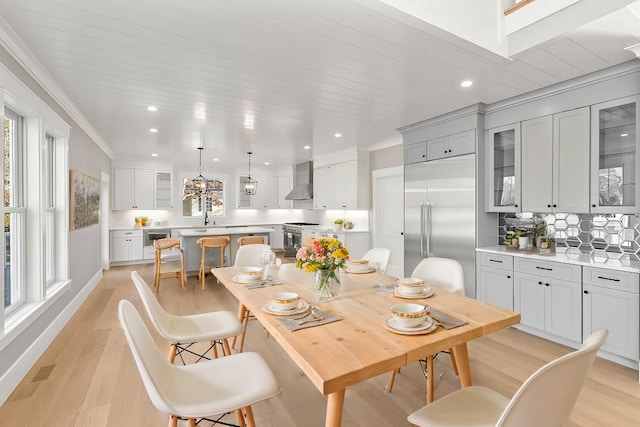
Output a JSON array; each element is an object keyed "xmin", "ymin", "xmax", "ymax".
[
  {"xmin": 389, "ymin": 316, "xmax": 433, "ymax": 332},
  {"xmin": 232, "ymin": 274, "xmax": 262, "ymax": 284},
  {"xmin": 345, "ymin": 267, "xmax": 375, "ymax": 274},
  {"xmin": 237, "ymin": 266, "xmax": 263, "ymax": 282},
  {"xmin": 269, "ymin": 291, "xmax": 300, "ymax": 311},
  {"xmin": 390, "ymin": 303, "xmax": 429, "ymax": 328},
  {"xmin": 384, "ymin": 317, "xmax": 438, "ymax": 335},
  {"xmin": 262, "ymin": 300, "xmax": 310, "ymax": 316},
  {"xmin": 393, "ymin": 287, "xmax": 434, "ymax": 299}
]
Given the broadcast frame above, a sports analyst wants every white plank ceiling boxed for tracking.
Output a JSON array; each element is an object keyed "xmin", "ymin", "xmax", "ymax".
[{"xmin": 0, "ymin": 0, "xmax": 639, "ymax": 169}]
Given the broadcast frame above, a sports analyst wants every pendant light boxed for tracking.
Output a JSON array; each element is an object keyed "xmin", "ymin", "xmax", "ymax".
[
  {"xmin": 242, "ymin": 151, "xmax": 258, "ymax": 195},
  {"xmin": 183, "ymin": 146, "xmax": 210, "ymax": 200}
]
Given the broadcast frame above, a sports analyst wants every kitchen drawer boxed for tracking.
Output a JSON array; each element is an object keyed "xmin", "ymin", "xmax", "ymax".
[
  {"xmin": 112, "ymin": 229, "xmax": 143, "ymax": 238},
  {"xmin": 514, "ymin": 257, "xmax": 581, "ymax": 282},
  {"xmin": 480, "ymin": 252, "xmax": 513, "ymax": 271},
  {"xmin": 584, "ymin": 266, "xmax": 639, "ymax": 293}
]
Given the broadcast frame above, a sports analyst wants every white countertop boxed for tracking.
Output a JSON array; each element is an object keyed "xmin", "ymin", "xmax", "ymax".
[
  {"xmin": 477, "ymin": 246, "xmax": 640, "ymax": 274},
  {"xmin": 177, "ymin": 226, "xmax": 273, "ymax": 238}
]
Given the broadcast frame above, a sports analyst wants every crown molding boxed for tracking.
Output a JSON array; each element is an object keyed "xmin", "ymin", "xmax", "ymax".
[
  {"xmin": 0, "ymin": 17, "xmax": 112, "ymax": 158},
  {"xmin": 368, "ymin": 136, "xmax": 402, "ymax": 152}
]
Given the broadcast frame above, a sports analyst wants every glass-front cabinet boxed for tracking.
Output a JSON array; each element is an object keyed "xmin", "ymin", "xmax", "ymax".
[
  {"xmin": 591, "ymin": 95, "xmax": 640, "ymax": 214},
  {"xmin": 486, "ymin": 123, "xmax": 521, "ymax": 212}
]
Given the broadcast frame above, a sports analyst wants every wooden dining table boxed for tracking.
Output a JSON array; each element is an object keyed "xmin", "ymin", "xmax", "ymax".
[{"xmin": 212, "ymin": 264, "xmax": 520, "ymax": 427}]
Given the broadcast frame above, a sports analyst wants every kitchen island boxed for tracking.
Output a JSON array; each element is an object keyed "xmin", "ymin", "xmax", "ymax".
[{"xmin": 177, "ymin": 227, "xmax": 273, "ymax": 273}]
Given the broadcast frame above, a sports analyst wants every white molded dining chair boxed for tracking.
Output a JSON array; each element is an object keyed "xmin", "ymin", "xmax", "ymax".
[
  {"xmin": 407, "ymin": 329, "xmax": 608, "ymax": 427},
  {"xmin": 234, "ymin": 244, "xmax": 271, "ymax": 267},
  {"xmin": 361, "ymin": 247, "xmax": 391, "ymax": 271},
  {"xmin": 131, "ymin": 271, "xmax": 243, "ymax": 364},
  {"xmin": 118, "ymin": 299, "xmax": 281, "ymax": 427},
  {"xmin": 387, "ymin": 257, "xmax": 466, "ymax": 401},
  {"xmin": 232, "ymin": 243, "xmax": 272, "ymax": 352}
]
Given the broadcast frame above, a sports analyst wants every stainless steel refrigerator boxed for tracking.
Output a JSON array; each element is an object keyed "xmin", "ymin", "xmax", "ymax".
[{"xmin": 404, "ymin": 154, "xmax": 476, "ymax": 297}]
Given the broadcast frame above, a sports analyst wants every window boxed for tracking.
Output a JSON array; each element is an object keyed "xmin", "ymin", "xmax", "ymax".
[
  {"xmin": 44, "ymin": 134, "xmax": 56, "ymax": 286},
  {"xmin": 3, "ymin": 108, "xmax": 25, "ymax": 313},
  {"xmin": 182, "ymin": 177, "xmax": 225, "ymax": 218}
]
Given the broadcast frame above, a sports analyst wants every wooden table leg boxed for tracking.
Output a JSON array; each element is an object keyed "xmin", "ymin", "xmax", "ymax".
[
  {"xmin": 451, "ymin": 343, "xmax": 472, "ymax": 387},
  {"xmin": 426, "ymin": 355, "xmax": 434, "ymax": 403},
  {"xmin": 325, "ymin": 389, "xmax": 345, "ymax": 427}
]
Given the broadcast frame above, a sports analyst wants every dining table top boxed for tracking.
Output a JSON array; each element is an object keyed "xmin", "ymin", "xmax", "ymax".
[{"xmin": 212, "ymin": 264, "xmax": 521, "ymax": 397}]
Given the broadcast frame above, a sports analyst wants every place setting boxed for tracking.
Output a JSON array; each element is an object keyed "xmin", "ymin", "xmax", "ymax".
[
  {"xmin": 393, "ymin": 277, "xmax": 435, "ymax": 299},
  {"xmin": 234, "ymin": 251, "xmax": 284, "ymax": 289},
  {"xmin": 384, "ymin": 303, "xmax": 439, "ymax": 335},
  {"xmin": 345, "ymin": 259, "xmax": 375, "ymax": 274},
  {"xmin": 263, "ymin": 291, "xmax": 343, "ymax": 331}
]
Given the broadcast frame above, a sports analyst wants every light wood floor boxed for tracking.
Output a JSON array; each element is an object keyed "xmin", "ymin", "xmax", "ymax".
[{"xmin": 2, "ymin": 264, "xmax": 640, "ymax": 426}]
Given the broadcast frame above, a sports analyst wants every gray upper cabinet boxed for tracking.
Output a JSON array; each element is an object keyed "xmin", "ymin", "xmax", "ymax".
[
  {"xmin": 521, "ymin": 107, "xmax": 590, "ymax": 213},
  {"xmin": 590, "ymin": 95, "xmax": 640, "ymax": 214},
  {"xmin": 486, "ymin": 123, "xmax": 521, "ymax": 212},
  {"xmin": 404, "ymin": 141, "xmax": 427, "ymax": 164},
  {"xmin": 426, "ymin": 130, "xmax": 475, "ymax": 161}
]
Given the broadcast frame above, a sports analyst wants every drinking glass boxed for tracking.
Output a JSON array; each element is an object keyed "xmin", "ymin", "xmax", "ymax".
[
  {"xmin": 258, "ymin": 250, "xmax": 275, "ymax": 280},
  {"xmin": 373, "ymin": 261, "xmax": 387, "ymax": 290}
]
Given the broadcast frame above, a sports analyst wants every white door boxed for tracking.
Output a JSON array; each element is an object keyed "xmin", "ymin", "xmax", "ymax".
[{"xmin": 372, "ymin": 166, "xmax": 404, "ymax": 277}]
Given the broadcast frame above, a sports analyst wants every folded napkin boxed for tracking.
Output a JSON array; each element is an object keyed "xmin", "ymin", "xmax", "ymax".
[
  {"xmin": 428, "ymin": 307, "xmax": 467, "ymax": 330},
  {"xmin": 275, "ymin": 308, "xmax": 342, "ymax": 332},
  {"xmin": 243, "ymin": 280, "xmax": 283, "ymax": 289}
]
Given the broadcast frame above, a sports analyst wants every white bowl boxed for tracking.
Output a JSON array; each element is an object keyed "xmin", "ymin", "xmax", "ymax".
[
  {"xmin": 397, "ymin": 278, "xmax": 425, "ymax": 294},
  {"xmin": 237, "ymin": 266, "xmax": 263, "ymax": 282},
  {"xmin": 390, "ymin": 303, "xmax": 429, "ymax": 328},
  {"xmin": 269, "ymin": 292, "xmax": 300, "ymax": 311}
]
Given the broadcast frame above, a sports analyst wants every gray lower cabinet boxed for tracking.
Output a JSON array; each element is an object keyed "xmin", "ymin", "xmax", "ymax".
[
  {"xmin": 477, "ymin": 252, "xmax": 513, "ymax": 311},
  {"xmin": 513, "ymin": 258, "xmax": 582, "ymax": 343},
  {"xmin": 583, "ymin": 266, "xmax": 639, "ymax": 363}
]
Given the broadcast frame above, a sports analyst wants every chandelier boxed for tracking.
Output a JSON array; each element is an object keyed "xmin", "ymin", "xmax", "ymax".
[
  {"xmin": 183, "ymin": 146, "xmax": 217, "ymax": 201},
  {"xmin": 241, "ymin": 151, "xmax": 258, "ymax": 195}
]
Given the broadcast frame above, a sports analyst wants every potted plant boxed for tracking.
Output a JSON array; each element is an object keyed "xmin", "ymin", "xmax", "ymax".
[{"xmin": 333, "ymin": 218, "xmax": 343, "ymax": 232}]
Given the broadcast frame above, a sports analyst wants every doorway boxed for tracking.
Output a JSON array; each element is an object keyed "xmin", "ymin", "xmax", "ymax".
[{"xmin": 372, "ymin": 166, "xmax": 404, "ymax": 278}]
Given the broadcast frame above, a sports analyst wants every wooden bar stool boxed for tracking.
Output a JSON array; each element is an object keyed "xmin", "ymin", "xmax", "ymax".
[
  {"xmin": 197, "ymin": 236, "xmax": 230, "ymax": 290},
  {"xmin": 154, "ymin": 237, "xmax": 186, "ymax": 293},
  {"xmin": 237, "ymin": 235, "xmax": 265, "ymax": 246}
]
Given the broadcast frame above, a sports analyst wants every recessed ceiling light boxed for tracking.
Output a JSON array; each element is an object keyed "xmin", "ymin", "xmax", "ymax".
[
  {"xmin": 461, "ymin": 80, "xmax": 473, "ymax": 88},
  {"xmin": 621, "ymin": 133, "xmax": 629, "ymax": 137},
  {"xmin": 264, "ymin": 162, "xmax": 270, "ymax": 165},
  {"xmin": 150, "ymin": 128, "xmax": 158, "ymax": 133},
  {"xmin": 334, "ymin": 133, "xmax": 342, "ymax": 138},
  {"xmin": 213, "ymin": 158, "xmax": 219, "ymax": 162},
  {"xmin": 151, "ymin": 153, "xmax": 158, "ymax": 157},
  {"xmin": 147, "ymin": 106, "xmax": 158, "ymax": 112},
  {"xmin": 304, "ymin": 145, "xmax": 311, "ymax": 150}
]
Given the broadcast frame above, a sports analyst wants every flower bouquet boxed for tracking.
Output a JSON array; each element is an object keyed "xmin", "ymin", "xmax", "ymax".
[{"xmin": 295, "ymin": 237, "xmax": 349, "ymax": 301}]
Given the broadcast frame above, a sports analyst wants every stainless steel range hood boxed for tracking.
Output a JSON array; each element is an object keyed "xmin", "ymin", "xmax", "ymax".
[{"xmin": 285, "ymin": 161, "xmax": 313, "ymax": 200}]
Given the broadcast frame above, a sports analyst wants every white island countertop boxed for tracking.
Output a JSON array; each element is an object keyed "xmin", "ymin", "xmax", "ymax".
[
  {"xmin": 477, "ymin": 246, "xmax": 640, "ymax": 274},
  {"xmin": 177, "ymin": 226, "xmax": 273, "ymax": 238}
]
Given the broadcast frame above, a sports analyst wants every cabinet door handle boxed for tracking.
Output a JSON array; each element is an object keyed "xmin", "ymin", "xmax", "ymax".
[
  {"xmin": 584, "ymin": 290, "xmax": 589, "ymax": 294},
  {"xmin": 538, "ymin": 281, "xmax": 543, "ymax": 285},
  {"xmin": 553, "ymin": 204, "xmax": 557, "ymax": 208},
  {"xmin": 535, "ymin": 266, "xmax": 553, "ymax": 271},
  {"xmin": 592, "ymin": 204, "xmax": 596, "ymax": 208},
  {"xmin": 489, "ymin": 259, "xmax": 503, "ymax": 263},
  {"xmin": 597, "ymin": 276, "xmax": 621, "ymax": 282},
  {"xmin": 545, "ymin": 283, "xmax": 550, "ymax": 287},
  {"xmin": 547, "ymin": 204, "xmax": 551, "ymax": 208},
  {"xmin": 507, "ymin": 275, "xmax": 511, "ymax": 279}
]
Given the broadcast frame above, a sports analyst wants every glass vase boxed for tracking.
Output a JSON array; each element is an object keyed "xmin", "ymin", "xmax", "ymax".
[{"xmin": 314, "ymin": 268, "xmax": 339, "ymax": 302}]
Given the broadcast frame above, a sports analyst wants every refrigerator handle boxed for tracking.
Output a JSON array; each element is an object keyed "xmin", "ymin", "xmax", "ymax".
[{"xmin": 425, "ymin": 201, "xmax": 432, "ymax": 257}]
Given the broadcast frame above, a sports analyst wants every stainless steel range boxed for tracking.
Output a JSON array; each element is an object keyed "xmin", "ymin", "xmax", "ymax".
[{"xmin": 283, "ymin": 222, "xmax": 319, "ymax": 257}]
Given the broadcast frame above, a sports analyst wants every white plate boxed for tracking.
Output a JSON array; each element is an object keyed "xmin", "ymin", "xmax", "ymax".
[
  {"xmin": 262, "ymin": 300, "xmax": 310, "ymax": 316},
  {"xmin": 393, "ymin": 287, "xmax": 434, "ymax": 299},
  {"xmin": 384, "ymin": 317, "xmax": 438, "ymax": 335},
  {"xmin": 345, "ymin": 267, "xmax": 375, "ymax": 274},
  {"xmin": 233, "ymin": 274, "xmax": 262, "ymax": 284}
]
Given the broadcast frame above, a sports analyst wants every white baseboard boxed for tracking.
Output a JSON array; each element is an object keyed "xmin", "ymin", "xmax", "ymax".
[{"xmin": 0, "ymin": 269, "xmax": 103, "ymax": 405}]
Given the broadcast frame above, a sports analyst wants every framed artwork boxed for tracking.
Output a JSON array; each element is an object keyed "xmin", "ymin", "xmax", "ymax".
[{"xmin": 70, "ymin": 169, "xmax": 100, "ymax": 230}]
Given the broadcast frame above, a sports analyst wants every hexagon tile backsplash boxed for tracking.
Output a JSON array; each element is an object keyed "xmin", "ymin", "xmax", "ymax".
[{"xmin": 499, "ymin": 213, "xmax": 640, "ymax": 261}]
